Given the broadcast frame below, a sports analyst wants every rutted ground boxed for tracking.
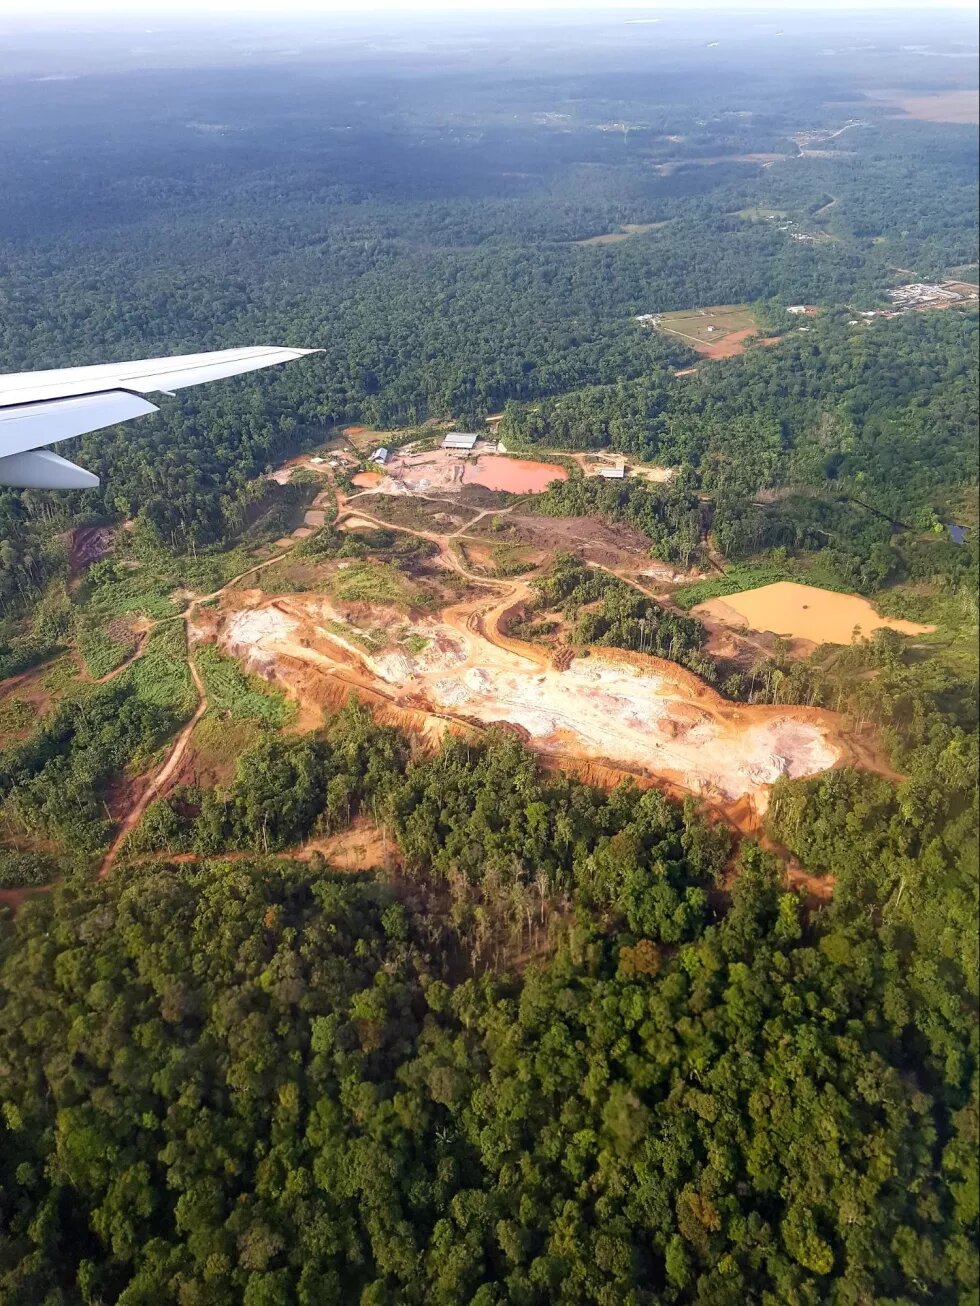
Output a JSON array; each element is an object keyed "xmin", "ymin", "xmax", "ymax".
[
  {"xmin": 192, "ymin": 574, "xmax": 848, "ymax": 810},
  {"xmin": 1, "ymin": 449, "xmax": 899, "ymax": 884}
]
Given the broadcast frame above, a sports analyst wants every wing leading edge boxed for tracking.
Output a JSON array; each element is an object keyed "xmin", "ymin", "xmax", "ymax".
[{"xmin": 0, "ymin": 346, "xmax": 319, "ymax": 489}]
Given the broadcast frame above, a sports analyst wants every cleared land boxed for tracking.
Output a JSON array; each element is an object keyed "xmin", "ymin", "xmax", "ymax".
[
  {"xmin": 653, "ymin": 153, "xmax": 785, "ymax": 175},
  {"xmin": 198, "ymin": 586, "xmax": 845, "ymax": 806},
  {"xmin": 573, "ymin": 222, "xmax": 668, "ymax": 246},
  {"xmin": 865, "ymin": 88, "xmax": 979, "ymax": 125},
  {"xmin": 354, "ymin": 446, "xmax": 568, "ymax": 496},
  {"xmin": 651, "ymin": 305, "xmax": 781, "ymax": 359},
  {"xmin": 693, "ymin": 581, "xmax": 936, "ymax": 650}
]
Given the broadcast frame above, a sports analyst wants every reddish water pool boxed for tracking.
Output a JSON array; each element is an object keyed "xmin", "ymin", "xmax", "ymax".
[{"xmin": 462, "ymin": 456, "xmax": 567, "ymax": 494}]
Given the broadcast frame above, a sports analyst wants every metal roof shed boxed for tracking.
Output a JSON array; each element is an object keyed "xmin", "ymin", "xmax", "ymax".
[{"xmin": 443, "ymin": 432, "xmax": 479, "ymax": 450}]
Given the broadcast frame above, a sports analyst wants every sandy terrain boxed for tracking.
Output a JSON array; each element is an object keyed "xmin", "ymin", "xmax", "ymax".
[
  {"xmin": 206, "ymin": 587, "xmax": 847, "ymax": 805},
  {"xmin": 865, "ymin": 88, "xmax": 979, "ymax": 125},
  {"xmin": 701, "ymin": 329, "xmax": 783, "ymax": 360},
  {"xmin": 693, "ymin": 581, "xmax": 935, "ymax": 646}
]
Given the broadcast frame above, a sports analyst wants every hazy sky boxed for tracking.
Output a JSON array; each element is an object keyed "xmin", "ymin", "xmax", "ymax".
[{"xmin": 12, "ymin": 0, "xmax": 980, "ymax": 15}]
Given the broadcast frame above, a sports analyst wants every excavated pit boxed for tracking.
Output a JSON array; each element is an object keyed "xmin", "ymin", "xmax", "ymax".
[{"xmin": 203, "ymin": 590, "xmax": 850, "ymax": 806}]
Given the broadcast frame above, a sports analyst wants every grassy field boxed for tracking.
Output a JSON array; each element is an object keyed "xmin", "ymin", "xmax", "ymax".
[
  {"xmin": 736, "ymin": 206, "xmax": 788, "ymax": 222},
  {"xmin": 573, "ymin": 221, "xmax": 669, "ymax": 246},
  {"xmin": 654, "ymin": 304, "xmax": 758, "ymax": 349}
]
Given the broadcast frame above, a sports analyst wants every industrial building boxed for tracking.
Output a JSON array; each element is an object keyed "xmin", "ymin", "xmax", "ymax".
[
  {"xmin": 442, "ymin": 432, "xmax": 479, "ymax": 451},
  {"xmin": 371, "ymin": 447, "xmax": 390, "ymax": 465}
]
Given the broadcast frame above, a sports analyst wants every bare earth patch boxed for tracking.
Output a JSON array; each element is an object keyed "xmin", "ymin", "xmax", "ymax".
[
  {"xmin": 693, "ymin": 581, "xmax": 936, "ymax": 648},
  {"xmin": 206, "ymin": 589, "xmax": 853, "ymax": 806},
  {"xmin": 865, "ymin": 88, "xmax": 979, "ymax": 125}
]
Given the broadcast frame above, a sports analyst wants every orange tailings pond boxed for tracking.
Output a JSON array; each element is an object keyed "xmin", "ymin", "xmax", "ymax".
[
  {"xmin": 461, "ymin": 455, "xmax": 567, "ymax": 493},
  {"xmin": 192, "ymin": 589, "xmax": 865, "ymax": 810},
  {"xmin": 693, "ymin": 581, "xmax": 935, "ymax": 648}
]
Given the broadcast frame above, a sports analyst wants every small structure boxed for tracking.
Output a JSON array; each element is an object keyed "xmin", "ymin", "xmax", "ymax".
[
  {"xmin": 598, "ymin": 462, "xmax": 627, "ymax": 479},
  {"xmin": 442, "ymin": 432, "xmax": 479, "ymax": 451},
  {"xmin": 948, "ymin": 524, "xmax": 968, "ymax": 545},
  {"xmin": 786, "ymin": 305, "xmax": 808, "ymax": 315},
  {"xmin": 310, "ymin": 456, "xmax": 324, "ymax": 465},
  {"xmin": 371, "ymin": 447, "xmax": 390, "ymax": 465}
]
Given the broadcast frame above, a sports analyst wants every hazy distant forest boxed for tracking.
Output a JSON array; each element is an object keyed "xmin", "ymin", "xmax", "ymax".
[{"xmin": 0, "ymin": 12, "xmax": 977, "ymax": 1304}]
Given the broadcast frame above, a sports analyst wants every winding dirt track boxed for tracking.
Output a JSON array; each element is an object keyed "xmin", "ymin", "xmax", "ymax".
[
  {"xmin": 95, "ymin": 543, "xmax": 314, "ymax": 876},
  {"xmin": 99, "ymin": 660, "xmax": 208, "ymax": 877},
  {"xmin": 1, "ymin": 471, "xmax": 887, "ymax": 885}
]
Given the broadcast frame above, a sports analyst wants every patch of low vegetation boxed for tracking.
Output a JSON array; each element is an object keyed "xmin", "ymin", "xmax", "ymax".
[
  {"xmin": 78, "ymin": 619, "xmax": 136, "ymax": 679},
  {"xmin": 194, "ymin": 645, "xmax": 296, "ymax": 726},
  {"xmin": 400, "ymin": 633, "xmax": 430, "ymax": 655},
  {"xmin": 79, "ymin": 558, "xmax": 184, "ymax": 621},
  {"xmin": 40, "ymin": 656, "xmax": 81, "ymax": 694},
  {"xmin": 0, "ymin": 634, "xmax": 61, "ymax": 683},
  {"xmin": 0, "ymin": 698, "xmax": 35, "ymax": 736},
  {"xmin": 672, "ymin": 557, "xmax": 852, "ymax": 609},
  {"xmin": 79, "ymin": 542, "xmax": 260, "ymax": 622},
  {"xmin": 326, "ymin": 619, "xmax": 390, "ymax": 653},
  {"xmin": 0, "ymin": 672, "xmax": 185, "ymax": 855},
  {"xmin": 332, "ymin": 559, "xmax": 418, "ymax": 606},
  {"xmin": 122, "ymin": 624, "xmax": 196, "ymax": 716},
  {"xmin": 490, "ymin": 542, "xmax": 535, "ymax": 577},
  {"xmin": 0, "ymin": 848, "xmax": 61, "ymax": 889}
]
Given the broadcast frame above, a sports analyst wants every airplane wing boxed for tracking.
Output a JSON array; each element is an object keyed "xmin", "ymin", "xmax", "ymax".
[{"xmin": 0, "ymin": 345, "xmax": 319, "ymax": 489}]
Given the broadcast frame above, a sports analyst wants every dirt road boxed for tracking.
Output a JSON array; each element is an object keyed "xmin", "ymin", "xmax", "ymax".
[{"xmin": 99, "ymin": 659, "xmax": 208, "ymax": 877}]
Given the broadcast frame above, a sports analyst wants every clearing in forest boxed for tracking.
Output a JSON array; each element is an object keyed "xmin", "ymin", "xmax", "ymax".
[
  {"xmin": 356, "ymin": 446, "xmax": 568, "ymax": 497},
  {"xmin": 646, "ymin": 305, "xmax": 780, "ymax": 359},
  {"xmin": 197, "ymin": 579, "xmax": 861, "ymax": 810},
  {"xmin": 693, "ymin": 581, "xmax": 936, "ymax": 651},
  {"xmin": 573, "ymin": 221, "xmax": 669, "ymax": 246},
  {"xmin": 864, "ymin": 88, "xmax": 979, "ymax": 125}
]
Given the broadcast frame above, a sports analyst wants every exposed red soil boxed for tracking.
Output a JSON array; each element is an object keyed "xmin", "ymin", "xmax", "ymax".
[
  {"xmin": 69, "ymin": 525, "xmax": 115, "ymax": 579},
  {"xmin": 697, "ymin": 328, "xmax": 785, "ymax": 360}
]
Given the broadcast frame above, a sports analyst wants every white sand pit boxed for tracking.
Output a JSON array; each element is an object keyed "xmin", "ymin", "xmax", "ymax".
[
  {"xmin": 225, "ymin": 607, "xmax": 299, "ymax": 650},
  {"xmin": 421, "ymin": 655, "xmax": 841, "ymax": 799},
  {"xmin": 222, "ymin": 607, "xmax": 300, "ymax": 674},
  {"xmin": 373, "ymin": 624, "xmax": 469, "ymax": 682},
  {"xmin": 211, "ymin": 602, "xmax": 845, "ymax": 804}
]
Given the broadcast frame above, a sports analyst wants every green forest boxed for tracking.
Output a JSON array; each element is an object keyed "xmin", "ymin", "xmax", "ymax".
[{"xmin": 0, "ymin": 12, "xmax": 978, "ymax": 1304}]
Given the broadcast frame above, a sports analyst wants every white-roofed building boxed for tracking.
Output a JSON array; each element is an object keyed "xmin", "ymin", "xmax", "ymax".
[
  {"xmin": 371, "ymin": 447, "xmax": 390, "ymax": 465},
  {"xmin": 443, "ymin": 431, "xmax": 479, "ymax": 451}
]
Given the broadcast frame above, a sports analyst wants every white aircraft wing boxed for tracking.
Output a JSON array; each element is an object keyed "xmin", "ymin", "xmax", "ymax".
[{"xmin": 0, "ymin": 345, "xmax": 319, "ymax": 490}]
